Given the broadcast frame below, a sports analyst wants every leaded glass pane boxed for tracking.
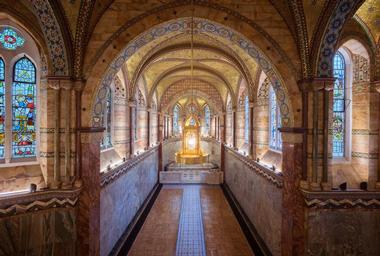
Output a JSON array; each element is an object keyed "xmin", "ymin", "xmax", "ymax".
[
  {"xmin": 0, "ymin": 58, "xmax": 4, "ymax": 158},
  {"xmin": 244, "ymin": 96, "xmax": 249, "ymax": 143},
  {"xmin": 204, "ymin": 105, "xmax": 210, "ymax": 135},
  {"xmin": 332, "ymin": 52, "xmax": 345, "ymax": 157},
  {"xmin": 12, "ymin": 57, "xmax": 36, "ymax": 158},
  {"xmin": 101, "ymin": 90, "xmax": 112, "ymax": 150},
  {"xmin": 173, "ymin": 105, "xmax": 179, "ymax": 134},
  {"xmin": 269, "ymin": 86, "xmax": 282, "ymax": 150},
  {"xmin": 0, "ymin": 27, "xmax": 25, "ymax": 50}
]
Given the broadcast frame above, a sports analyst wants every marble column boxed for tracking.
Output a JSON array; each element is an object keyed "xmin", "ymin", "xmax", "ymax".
[
  {"xmin": 129, "ymin": 100, "xmax": 136, "ymax": 157},
  {"xmin": 279, "ymin": 127, "xmax": 305, "ymax": 256},
  {"xmin": 62, "ymin": 82, "xmax": 73, "ymax": 188},
  {"xmin": 373, "ymin": 81, "xmax": 380, "ymax": 190},
  {"xmin": 249, "ymin": 102, "xmax": 255, "ymax": 158},
  {"xmin": 158, "ymin": 112, "xmax": 163, "ymax": 172},
  {"xmin": 77, "ymin": 127, "xmax": 104, "ymax": 256},
  {"xmin": 232, "ymin": 108, "xmax": 237, "ymax": 149},
  {"xmin": 147, "ymin": 108, "xmax": 151, "ymax": 149}
]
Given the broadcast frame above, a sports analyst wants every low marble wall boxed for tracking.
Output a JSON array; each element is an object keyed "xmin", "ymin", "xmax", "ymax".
[
  {"xmin": 100, "ymin": 149, "xmax": 159, "ymax": 256},
  {"xmin": 0, "ymin": 164, "xmax": 45, "ymax": 193},
  {"xmin": 224, "ymin": 148, "xmax": 283, "ymax": 256},
  {"xmin": 162, "ymin": 138, "xmax": 181, "ymax": 169},
  {"xmin": 200, "ymin": 139, "xmax": 221, "ymax": 166},
  {"xmin": 306, "ymin": 208, "xmax": 380, "ymax": 255},
  {"xmin": 0, "ymin": 208, "xmax": 77, "ymax": 255}
]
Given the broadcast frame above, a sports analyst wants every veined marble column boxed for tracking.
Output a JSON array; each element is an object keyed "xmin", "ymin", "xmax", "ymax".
[
  {"xmin": 373, "ymin": 81, "xmax": 380, "ymax": 190},
  {"xmin": 77, "ymin": 127, "xmax": 104, "ymax": 256},
  {"xmin": 249, "ymin": 102, "xmax": 255, "ymax": 159},
  {"xmin": 232, "ymin": 108, "xmax": 237, "ymax": 149},
  {"xmin": 62, "ymin": 82, "xmax": 73, "ymax": 188},
  {"xmin": 129, "ymin": 100, "xmax": 136, "ymax": 157},
  {"xmin": 279, "ymin": 127, "xmax": 305, "ymax": 256},
  {"xmin": 147, "ymin": 108, "xmax": 151, "ymax": 149}
]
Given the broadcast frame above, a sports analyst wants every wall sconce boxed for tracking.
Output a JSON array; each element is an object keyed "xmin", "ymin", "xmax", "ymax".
[
  {"xmin": 30, "ymin": 183, "xmax": 37, "ymax": 193},
  {"xmin": 256, "ymin": 158, "xmax": 260, "ymax": 162},
  {"xmin": 107, "ymin": 165, "xmax": 111, "ymax": 171},
  {"xmin": 123, "ymin": 157, "xmax": 126, "ymax": 162},
  {"xmin": 271, "ymin": 165, "xmax": 276, "ymax": 171}
]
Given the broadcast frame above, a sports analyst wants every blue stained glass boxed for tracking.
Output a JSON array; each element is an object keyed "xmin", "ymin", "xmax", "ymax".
[
  {"xmin": 0, "ymin": 27, "xmax": 25, "ymax": 50},
  {"xmin": 269, "ymin": 86, "xmax": 282, "ymax": 150},
  {"xmin": 244, "ymin": 96, "xmax": 249, "ymax": 143},
  {"xmin": 12, "ymin": 57, "xmax": 36, "ymax": 158},
  {"xmin": 101, "ymin": 90, "xmax": 112, "ymax": 150},
  {"xmin": 0, "ymin": 58, "xmax": 4, "ymax": 158},
  {"xmin": 332, "ymin": 52, "xmax": 346, "ymax": 157}
]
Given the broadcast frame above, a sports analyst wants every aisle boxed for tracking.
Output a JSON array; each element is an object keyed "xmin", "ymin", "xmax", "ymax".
[{"xmin": 128, "ymin": 185, "xmax": 253, "ymax": 256}]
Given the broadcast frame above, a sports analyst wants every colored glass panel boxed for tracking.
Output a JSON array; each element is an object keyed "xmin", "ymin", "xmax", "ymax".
[
  {"xmin": 173, "ymin": 105, "xmax": 179, "ymax": 134},
  {"xmin": 204, "ymin": 105, "xmax": 210, "ymax": 135},
  {"xmin": 269, "ymin": 86, "xmax": 282, "ymax": 150},
  {"xmin": 101, "ymin": 90, "xmax": 112, "ymax": 150},
  {"xmin": 12, "ymin": 57, "xmax": 36, "ymax": 158},
  {"xmin": 244, "ymin": 96, "xmax": 249, "ymax": 143},
  {"xmin": 0, "ymin": 27, "xmax": 25, "ymax": 50},
  {"xmin": 0, "ymin": 58, "xmax": 4, "ymax": 158},
  {"xmin": 333, "ymin": 52, "xmax": 345, "ymax": 157}
]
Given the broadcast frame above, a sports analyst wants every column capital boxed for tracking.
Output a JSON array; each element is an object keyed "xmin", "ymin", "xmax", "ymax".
[
  {"xmin": 47, "ymin": 76, "xmax": 72, "ymax": 90},
  {"xmin": 128, "ymin": 100, "xmax": 136, "ymax": 107},
  {"xmin": 371, "ymin": 80, "xmax": 380, "ymax": 93},
  {"xmin": 298, "ymin": 77, "xmax": 335, "ymax": 92},
  {"xmin": 79, "ymin": 127, "xmax": 105, "ymax": 143}
]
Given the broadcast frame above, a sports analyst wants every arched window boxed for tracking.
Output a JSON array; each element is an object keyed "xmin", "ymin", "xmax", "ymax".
[
  {"xmin": 173, "ymin": 104, "xmax": 179, "ymax": 134},
  {"xmin": 12, "ymin": 57, "xmax": 36, "ymax": 158},
  {"xmin": 101, "ymin": 90, "xmax": 112, "ymax": 150},
  {"xmin": 332, "ymin": 52, "xmax": 346, "ymax": 157},
  {"xmin": 0, "ymin": 58, "xmax": 5, "ymax": 158},
  {"xmin": 269, "ymin": 85, "xmax": 281, "ymax": 150},
  {"xmin": 204, "ymin": 105, "xmax": 210, "ymax": 135},
  {"xmin": 244, "ymin": 95, "xmax": 249, "ymax": 143}
]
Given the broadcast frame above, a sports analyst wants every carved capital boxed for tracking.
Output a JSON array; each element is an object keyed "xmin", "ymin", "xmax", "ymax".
[
  {"xmin": 371, "ymin": 81, "xmax": 380, "ymax": 93},
  {"xmin": 47, "ymin": 76, "xmax": 71, "ymax": 90}
]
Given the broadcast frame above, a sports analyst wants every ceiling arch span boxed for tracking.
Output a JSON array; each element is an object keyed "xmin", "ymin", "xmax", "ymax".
[
  {"xmin": 147, "ymin": 63, "xmax": 236, "ymax": 107},
  {"xmin": 164, "ymin": 90, "xmax": 222, "ymax": 116},
  {"xmin": 88, "ymin": 18, "xmax": 297, "ymax": 128},
  {"xmin": 131, "ymin": 42, "xmax": 254, "ymax": 99},
  {"xmin": 160, "ymin": 78, "xmax": 224, "ymax": 112}
]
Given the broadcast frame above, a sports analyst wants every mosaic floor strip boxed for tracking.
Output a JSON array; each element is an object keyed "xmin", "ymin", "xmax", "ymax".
[{"xmin": 175, "ymin": 185, "xmax": 207, "ymax": 256}]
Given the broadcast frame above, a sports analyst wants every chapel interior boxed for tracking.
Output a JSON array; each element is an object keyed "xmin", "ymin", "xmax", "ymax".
[{"xmin": 0, "ymin": 1, "xmax": 379, "ymax": 256}]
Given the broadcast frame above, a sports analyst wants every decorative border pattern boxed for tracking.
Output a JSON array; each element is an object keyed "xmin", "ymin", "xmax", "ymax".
[
  {"xmin": 305, "ymin": 198, "xmax": 380, "ymax": 209},
  {"xmin": 100, "ymin": 146, "xmax": 158, "ymax": 187},
  {"xmin": 317, "ymin": 1, "xmax": 356, "ymax": 77},
  {"xmin": 0, "ymin": 189, "xmax": 80, "ymax": 217},
  {"xmin": 225, "ymin": 146, "xmax": 283, "ymax": 188},
  {"xmin": 29, "ymin": 0, "xmax": 69, "ymax": 75},
  {"xmin": 93, "ymin": 18, "xmax": 293, "ymax": 128}
]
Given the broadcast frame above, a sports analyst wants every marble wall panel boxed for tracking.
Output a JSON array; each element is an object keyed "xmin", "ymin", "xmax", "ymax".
[
  {"xmin": 200, "ymin": 140, "xmax": 221, "ymax": 167},
  {"xmin": 0, "ymin": 164, "xmax": 45, "ymax": 192},
  {"xmin": 224, "ymin": 149, "xmax": 282, "ymax": 256},
  {"xmin": 100, "ymin": 151, "xmax": 158, "ymax": 256},
  {"xmin": 162, "ymin": 139, "xmax": 182, "ymax": 169},
  {"xmin": 306, "ymin": 209, "xmax": 380, "ymax": 255},
  {"xmin": 0, "ymin": 208, "xmax": 77, "ymax": 255}
]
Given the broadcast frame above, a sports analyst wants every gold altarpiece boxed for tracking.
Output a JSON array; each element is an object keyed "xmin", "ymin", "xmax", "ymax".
[{"xmin": 175, "ymin": 115, "xmax": 208, "ymax": 164}]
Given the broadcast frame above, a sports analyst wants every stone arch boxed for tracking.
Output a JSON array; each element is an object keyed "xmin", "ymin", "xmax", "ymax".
[
  {"xmin": 160, "ymin": 79, "xmax": 224, "ymax": 111},
  {"xmin": 315, "ymin": 0, "xmax": 364, "ymax": 77},
  {"xmin": 86, "ymin": 17, "xmax": 298, "ymax": 129}
]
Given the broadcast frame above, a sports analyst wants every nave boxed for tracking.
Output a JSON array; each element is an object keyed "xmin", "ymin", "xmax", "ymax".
[{"xmin": 127, "ymin": 185, "xmax": 253, "ymax": 256}]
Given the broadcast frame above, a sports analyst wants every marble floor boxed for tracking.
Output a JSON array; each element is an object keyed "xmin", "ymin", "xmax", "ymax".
[{"xmin": 128, "ymin": 185, "xmax": 254, "ymax": 256}]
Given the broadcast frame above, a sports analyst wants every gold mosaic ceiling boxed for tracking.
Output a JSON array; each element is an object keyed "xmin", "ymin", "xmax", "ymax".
[
  {"xmin": 125, "ymin": 32, "xmax": 258, "ymax": 108},
  {"xmin": 356, "ymin": 0, "xmax": 380, "ymax": 42}
]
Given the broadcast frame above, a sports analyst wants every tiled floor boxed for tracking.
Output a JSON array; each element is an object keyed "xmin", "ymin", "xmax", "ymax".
[{"xmin": 128, "ymin": 185, "xmax": 254, "ymax": 256}]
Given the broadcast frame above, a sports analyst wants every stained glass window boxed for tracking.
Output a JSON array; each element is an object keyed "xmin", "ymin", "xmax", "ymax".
[
  {"xmin": 0, "ymin": 27, "xmax": 25, "ymax": 50},
  {"xmin": 0, "ymin": 58, "xmax": 5, "ymax": 158},
  {"xmin": 332, "ymin": 52, "xmax": 346, "ymax": 157},
  {"xmin": 244, "ymin": 96, "xmax": 249, "ymax": 143},
  {"xmin": 101, "ymin": 89, "xmax": 112, "ymax": 150},
  {"xmin": 269, "ymin": 85, "xmax": 282, "ymax": 150},
  {"xmin": 204, "ymin": 105, "xmax": 210, "ymax": 135},
  {"xmin": 173, "ymin": 104, "xmax": 179, "ymax": 134},
  {"xmin": 12, "ymin": 57, "xmax": 36, "ymax": 158}
]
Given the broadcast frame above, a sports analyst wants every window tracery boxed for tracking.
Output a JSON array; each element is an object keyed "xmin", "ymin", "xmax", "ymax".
[
  {"xmin": 244, "ymin": 95, "xmax": 249, "ymax": 143},
  {"xmin": 173, "ymin": 104, "xmax": 179, "ymax": 134},
  {"xmin": 204, "ymin": 105, "xmax": 210, "ymax": 136},
  {"xmin": 100, "ymin": 89, "xmax": 112, "ymax": 150},
  {"xmin": 0, "ymin": 27, "xmax": 25, "ymax": 50},
  {"xmin": 269, "ymin": 85, "xmax": 281, "ymax": 151}
]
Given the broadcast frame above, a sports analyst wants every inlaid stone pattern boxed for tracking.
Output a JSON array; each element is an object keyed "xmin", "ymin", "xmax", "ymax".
[
  {"xmin": 175, "ymin": 185, "xmax": 207, "ymax": 256},
  {"xmin": 0, "ymin": 208, "xmax": 77, "ymax": 255}
]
